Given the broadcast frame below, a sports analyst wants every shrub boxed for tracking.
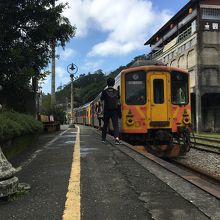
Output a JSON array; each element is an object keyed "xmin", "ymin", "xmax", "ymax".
[{"xmin": 0, "ymin": 111, "xmax": 43, "ymax": 142}]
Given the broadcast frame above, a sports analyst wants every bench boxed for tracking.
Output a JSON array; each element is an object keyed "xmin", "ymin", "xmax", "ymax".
[{"xmin": 39, "ymin": 115, "xmax": 60, "ymax": 132}]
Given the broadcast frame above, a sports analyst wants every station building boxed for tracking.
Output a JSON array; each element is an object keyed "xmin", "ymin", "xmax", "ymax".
[{"xmin": 145, "ymin": 0, "xmax": 220, "ymax": 132}]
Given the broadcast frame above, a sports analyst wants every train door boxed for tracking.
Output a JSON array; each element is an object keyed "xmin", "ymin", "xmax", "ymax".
[
  {"xmin": 91, "ymin": 102, "xmax": 94, "ymax": 127},
  {"xmin": 83, "ymin": 109, "xmax": 86, "ymax": 125},
  {"xmin": 87, "ymin": 104, "xmax": 91, "ymax": 126},
  {"xmin": 148, "ymin": 73, "xmax": 169, "ymax": 124}
]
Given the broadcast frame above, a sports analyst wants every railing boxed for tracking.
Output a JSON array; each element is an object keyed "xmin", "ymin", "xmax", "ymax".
[
  {"xmin": 149, "ymin": 26, "xmax": 192, "ymax": 59},
  {"xmin": 177, "ymin": 27, "xmax": 192, "ymax": 44}
]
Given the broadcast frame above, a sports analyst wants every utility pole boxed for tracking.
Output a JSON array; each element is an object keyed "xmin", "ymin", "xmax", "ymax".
[
  {"xmin": 51, "ymin": 42, "xmax": 56, "ymax": 106},
  {"xmin": 70, "ymin": 75, "xmax": 74, "ymax": 125},
  {"xmin": 51, "ymin": 0, "xmax": 56, "ymax": 107}
]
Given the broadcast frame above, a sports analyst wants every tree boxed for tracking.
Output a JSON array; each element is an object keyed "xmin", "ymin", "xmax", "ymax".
[
  {"xmin": 41, "ymin": 93, "xmax": 51, "ymax": 112},
  {"xmin": 0, "ymin": 0, "xmax": 76, "ymax": 112}
]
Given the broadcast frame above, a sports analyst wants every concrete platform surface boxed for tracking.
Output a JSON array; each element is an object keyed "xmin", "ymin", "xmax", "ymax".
[{"xmin": 0, "ymin": 125, "xmax": 219, "ymax": 220}]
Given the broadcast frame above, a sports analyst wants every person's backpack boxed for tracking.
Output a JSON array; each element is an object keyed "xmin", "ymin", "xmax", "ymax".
[{"xmin": 105, "ymin": 88, "xmax": 118, "ymax": 110}]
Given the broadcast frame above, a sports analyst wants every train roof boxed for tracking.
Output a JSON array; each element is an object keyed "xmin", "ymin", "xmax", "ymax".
[
  {"xmin": 82, "ymin": 102, "xmax": 92, "ymax": 108},
  {"xmin": 121, "ymin": 63, "xmax": 189, "ymax": 75},
  {"xmin": 131, "ymin": 59, "xmax": 166, "ymax": 67}
]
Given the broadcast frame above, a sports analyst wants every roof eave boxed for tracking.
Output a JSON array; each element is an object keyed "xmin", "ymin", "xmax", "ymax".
[{"xmin": 144, "ymin": 0, "xmax": 199, "ymax": 46}]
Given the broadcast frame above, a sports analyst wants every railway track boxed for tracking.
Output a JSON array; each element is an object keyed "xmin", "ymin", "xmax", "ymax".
[
  {"xmin": 193, "ymin": 134, "xmax": 220, "ymax": 140},
  {"xmin": 190, "ymin": 134, "xmax": 220, "ymax": 154},
  {"xmin": 172, "ymin": 157, "xmax": 220, "ymax": 184},
  {"xmin": 105, "ymin": 133, "xmax": 220, "ymax": 200}
]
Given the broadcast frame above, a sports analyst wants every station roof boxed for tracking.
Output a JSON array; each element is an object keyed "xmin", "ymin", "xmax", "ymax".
[{"xmin": 144, "ymin": 0, "xmax": 198, "ymax": 46}]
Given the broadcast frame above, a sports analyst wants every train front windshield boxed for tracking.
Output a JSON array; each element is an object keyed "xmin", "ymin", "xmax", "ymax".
[
  {"xmin": 171, "ymin": 71, "xmax": 189, "ymax": 105},
  {"xmin": 125, "ymin": 71, "xmax": 146, "ymax": 105}
]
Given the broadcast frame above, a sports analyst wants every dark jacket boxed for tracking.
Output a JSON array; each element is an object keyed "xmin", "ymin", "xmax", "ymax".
[{"xmin": 100, "ymin": 87, "xmax": 120, "ymax": 112}]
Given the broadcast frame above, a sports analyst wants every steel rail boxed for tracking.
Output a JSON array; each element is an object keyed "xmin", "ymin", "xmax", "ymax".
[
  {"xmin": 176, "ymin": 139, "xmax": 220, "ymax": 154},
  {"xmin": 191, "ymin": 144, "xmax": 220, "ymax": 154},
  {"xmin": 173, "ymin": 159, "xmax": 220, "ymax": 183},
  {"xmin": 193, "ymin": 136, "xmax": 220, "ymax": 142},
  {"xmin": 192, "ymin": 134, "xmax": 220, "ymax": 141}
]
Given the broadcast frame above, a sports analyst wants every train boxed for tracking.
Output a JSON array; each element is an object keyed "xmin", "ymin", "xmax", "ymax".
[{"xmin": 73, "ymin": 60, "xmax": 193, "ymax": 157}]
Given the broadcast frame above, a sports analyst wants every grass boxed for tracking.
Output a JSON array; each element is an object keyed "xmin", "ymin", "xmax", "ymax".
[{"xmin": 0, "ymin": 111, "xmax": 43, "ymax": 142}]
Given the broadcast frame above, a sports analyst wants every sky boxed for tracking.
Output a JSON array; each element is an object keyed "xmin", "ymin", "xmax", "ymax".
[{"xmin": 42, "ymin": 0, "xmax": 189, "ymax": 94}]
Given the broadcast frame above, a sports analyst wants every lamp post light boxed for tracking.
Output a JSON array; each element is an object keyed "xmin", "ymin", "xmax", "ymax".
[{"xmin": 67, "ymin": 63, "xmax": 78, "ymax": 128}]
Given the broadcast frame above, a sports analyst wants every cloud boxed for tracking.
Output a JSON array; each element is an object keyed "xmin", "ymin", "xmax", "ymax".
[
  {"xmin": 58, "ymin": 0, "xmax": 91, "ymax": 37},
  {"xmin": 56, "ymin": 66, "xmax": 70, "ymax": 82},
  {"xmin": 41, "ymin": 66, "xmax": 70, "ymax": 94},
  {"xmin": 60, "ymin": 48, "xmax": 76, "ymax": 60},
  {"xmin": 58, "ymin": 0, "xmax": 172, "ymax": 56},
  {"xmin": 88, "ymin": 41, "xmax": 138, "ymax": 57},
  {"xmin": 82, "ymin": 59, "xmax": 104, "ymax": 73}
]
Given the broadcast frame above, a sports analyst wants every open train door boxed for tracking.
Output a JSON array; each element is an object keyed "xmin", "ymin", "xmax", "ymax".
[{"xmin": 148, "ymin": 72, "xmax": 170, "ymax": 127}]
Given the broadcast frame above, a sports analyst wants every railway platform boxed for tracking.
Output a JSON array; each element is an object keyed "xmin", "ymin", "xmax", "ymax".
[
  {"xmin": 79, "ymin": 125, "xmax": 220, "ymax": 220},
  {"xmin": 0, "ymin": 125, "xmax": 219, "ymax": 220}
]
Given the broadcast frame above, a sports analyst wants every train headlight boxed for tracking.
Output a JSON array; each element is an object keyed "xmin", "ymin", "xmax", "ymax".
[
  {"xmin": 182, "ymin": 109, "xmax": 190, "ymax": 125},
  {"xmin": 183, "ymin": 117, "xmax": 190, "ymax": 124},
  {"xmin": 126, "ymin": 109, "xmax": 134, "ymax": 126},
  {"xmin": 126, "ymin": 117, "xmax": 134, "ymax": 126}
]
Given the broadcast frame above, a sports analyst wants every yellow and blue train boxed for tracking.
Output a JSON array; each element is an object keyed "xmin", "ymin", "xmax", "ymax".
[{"xmin": 74, "ymin": 61, "xmax": 192, "ymax": 157}]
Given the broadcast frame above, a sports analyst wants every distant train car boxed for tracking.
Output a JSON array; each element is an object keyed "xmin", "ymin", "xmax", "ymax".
[
  {"xmin": 75, "ymin": 102, "xmax": 92, "ymax": 126},
  {"xmin": 84, "ymin": 102, "xmax": 92, "ymax": 126},
  {"xmin": 75, "ymin": 60, "xmax": 192, "ymax": 157}
]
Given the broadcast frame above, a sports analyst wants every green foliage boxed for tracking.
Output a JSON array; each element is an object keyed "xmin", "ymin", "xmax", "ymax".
[
  {"xmin": 0, "ymin": 111, "xmax": 43, "ymax": 142},
  {"xmin": 55, "ymin": 84, "xmax": 70, "ymax": 106},
  {"xmin": 41, "ymin": 93, "xmax": 52, "ymax": 112},
  {"xmin": 0, "ymin": 0, "xmax": 76, "ymax": 112}
]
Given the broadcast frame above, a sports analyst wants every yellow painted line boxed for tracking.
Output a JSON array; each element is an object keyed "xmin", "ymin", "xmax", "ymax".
[{"xmin": 62, "ymin": 125, "xmax": 81, "ymax": 220}]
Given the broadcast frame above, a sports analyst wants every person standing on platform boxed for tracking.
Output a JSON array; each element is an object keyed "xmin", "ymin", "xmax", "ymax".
[{"xmin": 100, "ymin": 77, "xmax": 120, "ymax": 144}]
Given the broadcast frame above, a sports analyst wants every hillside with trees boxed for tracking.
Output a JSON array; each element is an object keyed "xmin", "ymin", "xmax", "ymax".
[{"xmin": 52, "ymin": 54, "xmax": 147, "ymax": 108}]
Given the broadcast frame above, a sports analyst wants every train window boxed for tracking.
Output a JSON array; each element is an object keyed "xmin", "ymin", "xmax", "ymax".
[
  {"xmin": 171, "ymin": 71, "xmax": 188, "ymax": 105},
  {"xmin": 117, "ymin": 86, "xmax": 120, "ymax": 97},
  {"xmin": 153, "ymin": 79, "xmax": 164, "ymax": 104},
  {"xmin": 125, "ymin": 71, "xmax": 146, "ymax": 105}
]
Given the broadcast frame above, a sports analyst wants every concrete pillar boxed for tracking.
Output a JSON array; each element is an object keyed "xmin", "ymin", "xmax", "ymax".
[
  {"xmin": 0, "ymin": 147, "xmax": 18, "ymax": 198},
  {"xmin": 195, "ymin": 90, "xmax": 202, "ymax": 133}
]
